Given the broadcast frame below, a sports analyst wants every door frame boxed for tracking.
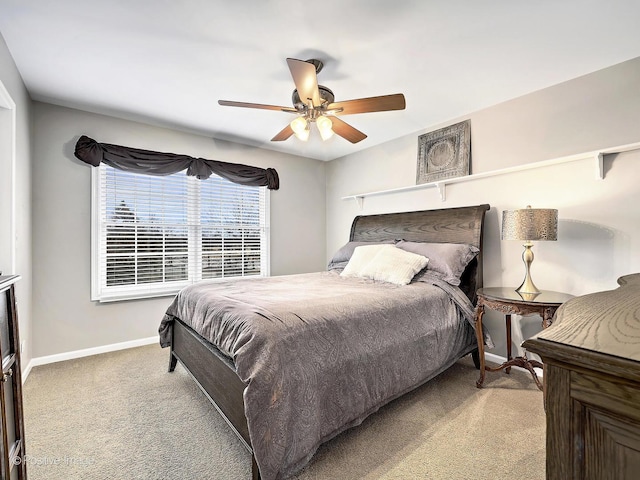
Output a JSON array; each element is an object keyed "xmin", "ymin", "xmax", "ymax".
[{"xmin": 0, "ymin": 80, "xmax": 16, "ymax": 275}]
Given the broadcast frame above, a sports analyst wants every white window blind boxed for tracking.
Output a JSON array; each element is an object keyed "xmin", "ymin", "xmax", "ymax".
[{"xmin": 91, "ymin": 164, "xmax": 269, "ymax": 302}]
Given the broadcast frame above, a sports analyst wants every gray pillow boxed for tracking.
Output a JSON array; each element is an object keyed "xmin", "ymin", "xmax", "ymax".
[{"xmin": 395, "ymin": 240, "xmax": 479, "ymax": 286}]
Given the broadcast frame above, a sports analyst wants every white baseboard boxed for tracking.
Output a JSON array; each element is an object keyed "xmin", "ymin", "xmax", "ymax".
[
  {"xmin": 23, "ymin": 336, "xmax": 159, "ymax": 383},
  {"xmin": 21, "ymin": 362, "xmax": 33, "ymax": 384},
  {"xmin": 484, "ymin": 352, "xmax": 544, "ymax": 378},
  {"xmin": 22, "ymin": 340, "xmax": 538, "ymax": 384}
]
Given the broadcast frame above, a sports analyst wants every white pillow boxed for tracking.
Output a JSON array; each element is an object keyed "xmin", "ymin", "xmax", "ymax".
[
  {"xmin": 360, "ymin": 246, "xmax": 429, "ymax": 285},
  {"xmin": 340, "ymin": 244, "xmax": 394, "ymax": 278}
]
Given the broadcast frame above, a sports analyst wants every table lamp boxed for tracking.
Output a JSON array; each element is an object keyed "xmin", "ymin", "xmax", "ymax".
[{"xmin": 501, "ymin": 205, "xmax": 558, "ymax": 295}]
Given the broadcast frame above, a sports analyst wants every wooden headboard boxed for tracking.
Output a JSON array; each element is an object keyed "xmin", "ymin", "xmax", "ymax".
[{"xmin": 349, "ymin": 204, "xmax": 491, "ymax": 303}]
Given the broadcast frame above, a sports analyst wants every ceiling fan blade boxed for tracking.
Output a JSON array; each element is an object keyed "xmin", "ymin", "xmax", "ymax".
[
  {"xmin": 328, "ymin": 116, "xmax": 367, "ymax": 144},
  {"xmin": 286, "ymin": 58, "xmax": 321, "ymax": 106},
  {"xmin": 271, "ymin": 124, "xmax": 295, "ymax": 142},
  {"xmin": 328, "ymin": 93, "xmax": 406, "ymax": 115},
  {"xmin": 218, "ymin": 100, "xmax": 298, "ymax": 113}
]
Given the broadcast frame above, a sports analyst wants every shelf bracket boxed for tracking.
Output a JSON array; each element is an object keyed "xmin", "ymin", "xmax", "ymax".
[
  {"xmin": 436, "ymin": 182, "xmax": 446, "ymax": 202},
  {"xmin": 596, "ymin": 152, "xmax": 604, "ymax": 179},
  {"xmin": 355, "ymin": 196, "xmax": 364, "ymax": 210}
]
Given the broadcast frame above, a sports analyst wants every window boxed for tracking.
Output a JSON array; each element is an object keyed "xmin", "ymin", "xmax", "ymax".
[{"xmin": 92, "ymin": 164, "xmax": 269, "ymax": 302}]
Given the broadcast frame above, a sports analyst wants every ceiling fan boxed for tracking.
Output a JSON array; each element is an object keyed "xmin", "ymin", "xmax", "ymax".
[{"xmin": 218, "ymin": 58, "xmax": 406, "ymax": 144}]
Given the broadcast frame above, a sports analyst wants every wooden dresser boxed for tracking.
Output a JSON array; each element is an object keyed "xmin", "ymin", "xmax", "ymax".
[
  {"xmin": 0, "ymin": 276, "xmax": 26, "ymax": 480},
  {"xmin": 523, "ymin": 273, "xmax": 640, "ymax": 480}
]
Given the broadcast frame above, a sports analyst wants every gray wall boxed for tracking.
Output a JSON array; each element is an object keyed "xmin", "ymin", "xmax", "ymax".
[
  {"xmin": 31, "ymin": 103, "xmax": 326, "ymax": 357},
  {"xmin": 0, "ymin": 33, "xmax": 33, "ymax": 368},
  {"xmin": 327, "ymin": 56, "xmax": 640, "ymax": 358}
]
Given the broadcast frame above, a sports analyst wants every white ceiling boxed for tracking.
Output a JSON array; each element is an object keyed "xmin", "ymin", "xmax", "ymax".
[{"xmin": 1, "ymin": 1, "xmax": 640, "ymax": 161}]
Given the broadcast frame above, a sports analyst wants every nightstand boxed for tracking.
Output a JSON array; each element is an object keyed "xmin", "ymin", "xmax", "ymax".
[{"xmin": 474, "ymin": 287, "xmax": 573, "ymax": 389}]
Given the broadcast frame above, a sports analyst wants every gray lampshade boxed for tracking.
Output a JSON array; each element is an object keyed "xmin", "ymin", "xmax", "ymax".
[{"xmin": 501, "ymin": 206, "xmax": 558, "ymax": 242}]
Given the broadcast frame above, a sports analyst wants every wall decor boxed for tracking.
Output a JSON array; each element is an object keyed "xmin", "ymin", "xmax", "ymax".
[{"xmin": 416, "ymin": 120, "xmax": 470, "ymax": 184}]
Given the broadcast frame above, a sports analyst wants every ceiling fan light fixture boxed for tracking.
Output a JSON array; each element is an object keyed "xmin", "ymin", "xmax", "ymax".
[
  {"xmin": 218, "ymin": 57, "xmax": 406, "ymax": 144},
  {"xmin": 295, "ymin": 128, "xmax": 310, "ymax": 142},
  {"xmin": 316, "ymin": 115, "xmax": 334, "ymax": 141},
  {"xmin": 290, "ymin": 116, "xmax": 310, "ymax": 141}
]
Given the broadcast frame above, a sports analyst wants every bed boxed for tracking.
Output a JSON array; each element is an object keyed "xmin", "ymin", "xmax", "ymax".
[{"xmin": 159, "ymin": 204, "xmax": 490, "ymax": 480}]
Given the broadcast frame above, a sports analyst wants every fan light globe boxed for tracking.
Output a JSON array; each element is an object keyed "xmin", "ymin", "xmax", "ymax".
[
  {"xmin": 316, "ymin": 115, "xmax": 334, "ymax": 140},
  {"xmin": 290, "ymin": 116, "xmax": 310, "ymax": 141},
  {"xmin": 296, "ymin": 129, "xmax": 310, "ymax": 141}
]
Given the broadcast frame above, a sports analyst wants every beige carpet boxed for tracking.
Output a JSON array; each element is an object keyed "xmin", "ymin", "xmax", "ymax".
[{"xmin": 22, "ymin": 344, "xmax": 545, "ymax": 479}]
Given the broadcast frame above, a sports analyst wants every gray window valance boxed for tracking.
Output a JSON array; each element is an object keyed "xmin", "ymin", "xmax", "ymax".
[{"xmin": 74, "ymin": 135, "xmax": 279, "ymax": 190}]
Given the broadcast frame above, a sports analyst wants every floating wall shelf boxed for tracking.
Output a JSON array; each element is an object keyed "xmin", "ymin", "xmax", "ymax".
[{"xmin": 342, "ymin": 141, "xmax": 640, "ymax": 209}]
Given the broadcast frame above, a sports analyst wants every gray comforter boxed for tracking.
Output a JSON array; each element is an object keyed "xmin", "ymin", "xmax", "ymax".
[{"xmin": 159, "ymin": 271, "xmax": 477, "ymax": 480}]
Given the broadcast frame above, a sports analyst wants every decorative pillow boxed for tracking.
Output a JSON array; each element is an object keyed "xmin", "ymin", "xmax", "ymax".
[
  {"xmin": 359, "ymin": 246, "xmax": 429, "ymax": 285},
  {"xmin": 340, "ymin": 244, "xmax": 393, "ymax": 277},
  {"xmin": 395, "ymin": 240, "xmax": 479, "ymax": 286},
  {"xmin": 328, "ymin": 240, "xmax": 396, "ymax": 270}
]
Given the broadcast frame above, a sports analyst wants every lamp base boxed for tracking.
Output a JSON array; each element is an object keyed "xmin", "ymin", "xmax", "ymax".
[
  {"xmin": 516, "ymin": 279, "xmax": 541, "ymax": 296},
  {"xmin": 516, "ymin": 243, "xmax": 541, "ymax": 295}
]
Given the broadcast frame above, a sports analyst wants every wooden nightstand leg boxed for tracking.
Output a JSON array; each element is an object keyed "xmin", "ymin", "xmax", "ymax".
[
  {"xmin": 471, "ymin": 349, "xmax": 480, "ymax": 369},
  {"xmin": 505, "ymin": 314, "xmax": 512, "ymax": 374},
  {"xmin": 475, "ymin": 304, "xmax": 486, "ymax": 388},
  {"xmin": 542, "ymin": 307, "xmax": 556, "ymax": 329}
]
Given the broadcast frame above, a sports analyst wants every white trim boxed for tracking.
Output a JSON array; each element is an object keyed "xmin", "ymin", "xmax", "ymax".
[
  {"xmin": 22, "ymin": 336, "xmax": 159, "ymax": 383},
  {"xmin": 263, "ymin": 188, "xmax": 271, "ymax": 276},
  {"xmin": 90, "ymin": 166, "xmax": 100, "ymax": 300},
  {"xmin": 21, "ymin": 340, "xmax": 539, "ymax": 384},
  {"xmin": 21, "ymin": 363, "xmax": 32, "ymax": 384},
  {"xmin": 0, "ymin": 80, "xmax": 17, "ymax": 274}
]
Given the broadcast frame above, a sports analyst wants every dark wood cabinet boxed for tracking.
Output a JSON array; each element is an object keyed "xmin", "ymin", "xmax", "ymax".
[
  {"xmin": 0, "ymin": 276, "xmax": 26, "ymax": 480},
  {"xmin": 524, "ymin": 273, "xmax": 640, "ymax": 480}
]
